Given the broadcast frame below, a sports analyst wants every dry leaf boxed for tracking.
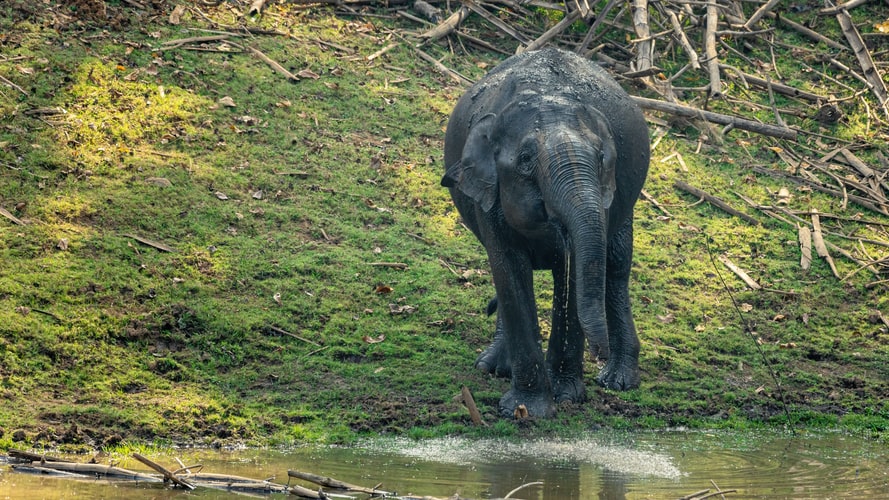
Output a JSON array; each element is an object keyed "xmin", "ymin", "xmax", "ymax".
[
  {"xmin": 363, "ymin": 334, "xmax": 385, "ymax": 344},
  {"xmin": 218, "ymin": 96, "xmax": 236, "ymax": 108},
  {"xmin": 169, "ymin": 4, "xmax": 186, "ymax": 25},
  {"xmin": 740, "ymin": 303, "xmax": 754, "ymax": 312},
  {"xmin": 215, "ymin": 191, "xmax": 229, "ymax": 200},
  {"xmin": 657, "ymin": 313, "xmax": 675, "ymax": 324},
  {"xmin": 252, "ymin": 190, "xmax": 263, "ymax": 200},
  {"xmin": 772, "ymin": 314, "xmax": 787, "ymax": 322},
  {"xmin": 57, "ymin": 238, "xmax": 69, "ymax": 250},
  {"xmin": 779, "ymin": 342, "xmax": 797, "ymax": 349},
  {"xmin": 273, "ymin": 292, "xmax": 282, "ymax": 305},
  {"xmin": 694, "ymin": 324, "xmax": 706, "ymax": 332},
  {"xmin": 374, "ymin": 285, "xmax": 393, "ymax": 294}
]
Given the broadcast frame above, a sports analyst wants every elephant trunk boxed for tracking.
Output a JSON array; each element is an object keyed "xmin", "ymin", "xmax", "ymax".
[{"xmin": 545, "ymin": 134, "xmax": 610, "ymax": 359}]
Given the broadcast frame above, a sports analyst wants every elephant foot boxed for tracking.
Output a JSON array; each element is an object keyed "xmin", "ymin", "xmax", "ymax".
[
  {"xmin": 475, "ymin": 340, "xmax": 511, "ymax": 378},
  {"xmin": 552, "ymin": 376, "xmax": 586, "ymax": 404},
  {"xmin": 596, "ymin": 357, "xmax": 640, "ymax": 390},
  {"xmin": 499, "ymin": 389, "xmax": 556, "ymax": 419}
]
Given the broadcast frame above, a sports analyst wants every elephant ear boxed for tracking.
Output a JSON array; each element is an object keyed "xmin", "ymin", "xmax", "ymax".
[
  {"xmin": 441, "ymin": 113, "xmax": 499, "ymax": 212},
  {"xmin": 579, "ymin": 107, "xmax": 617, "ymax": 210}
]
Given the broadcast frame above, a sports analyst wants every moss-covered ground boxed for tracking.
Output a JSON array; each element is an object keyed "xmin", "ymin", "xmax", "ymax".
[{"xmin": 1, "ymin": 1, "xmax": 888, "ymax": 450}]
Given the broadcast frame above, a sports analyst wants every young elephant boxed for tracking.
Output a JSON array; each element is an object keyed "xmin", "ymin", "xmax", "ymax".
[{"xmin": 442, "ymin": 48, "xmax": 650, "ymax": 418}]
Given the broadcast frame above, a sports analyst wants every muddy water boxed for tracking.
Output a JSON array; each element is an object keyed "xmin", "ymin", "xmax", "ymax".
[{"xmin": 1, "ymin": 430, "xmax": 887, "ymax": 499}]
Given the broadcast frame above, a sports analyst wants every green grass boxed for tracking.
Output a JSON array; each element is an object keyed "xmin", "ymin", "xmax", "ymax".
[{"xmin": 1, "ymin": 1, "xmax": 888, "ymax": 448}]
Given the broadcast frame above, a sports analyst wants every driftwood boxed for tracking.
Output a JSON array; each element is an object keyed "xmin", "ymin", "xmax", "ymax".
[
  {"xmin": 133, "ymin": 453, "xmax": 195, "ymax": 490},
  {"xmin": 288, "ymin": 469, "xmax": 394, "ymax": 496}
]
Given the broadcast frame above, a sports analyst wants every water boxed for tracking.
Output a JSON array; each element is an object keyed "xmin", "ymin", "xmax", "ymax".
[{"xmin": 1, "ymin": 430, "xmax": 887, "ymax": 499}]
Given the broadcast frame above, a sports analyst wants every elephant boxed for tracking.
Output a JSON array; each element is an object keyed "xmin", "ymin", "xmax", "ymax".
[{"xmin": 442, "ymin": 48, "xmax": 650, "ymax": 418}]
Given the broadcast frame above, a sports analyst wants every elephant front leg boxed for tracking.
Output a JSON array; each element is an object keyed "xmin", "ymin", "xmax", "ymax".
[
  {"xmin": 597, "ymin": 218, "xmax": 641, "ymax": 390},
  {"xmin": 488, "ymin": 249, "xmax": 555, "ymax": 418}
]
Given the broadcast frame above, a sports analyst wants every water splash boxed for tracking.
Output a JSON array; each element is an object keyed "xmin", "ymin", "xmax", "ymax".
[{"xmin": 360, "ymin": 435, "xmax": 683, "ymax": 479}]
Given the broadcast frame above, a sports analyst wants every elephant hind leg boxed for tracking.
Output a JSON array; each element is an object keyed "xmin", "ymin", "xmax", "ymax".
[
  {"xmin": 597, "ymin": 218, "xmax": 641, "ymax": 390},
  {"xmin": 475, "ymin": 314, "xmax": 511, "ymax": 377}
]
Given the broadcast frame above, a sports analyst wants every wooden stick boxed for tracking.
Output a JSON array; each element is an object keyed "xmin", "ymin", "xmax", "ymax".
[
  {"xmin": 632, "ymin": 96, "xmax": 796, "ymax": 139},
  {"xmin": 743, "ymin": 0, "xmax": 781, "ymax": 30},
  {"xmin": 819, "ymin": 0, "xmax": 870, "ymax": 15},
  {"xmin": 413, "ymin": 48, "xmax": 472, "ymax": 84},
  {"xmin": 521, "ymin": 9, "xmax": 581, "ymax": 53},
  {"xmin": 717, "ymin": 254, "xmax": 762, "ymax": 290},
  {"xmin": 132, "ymin": 454, "xmax": 195, "ymax": 490},
  {"xmin": 718, "ymin": 65, "xmax": 825, "ymax": 102},
  {"xmin": 674, "ymin": 180, "xmax": 761, "ymax": 225},
  {"xmin": 418, "ymin": 5, "xmax": 470, "ymax": 42},
  {"xmin": 268, "ymin": 326, "xmax": 321, "ymax": 346},
  {"xmin": 242, "ymin": 45, "xmax": 301, "ymax": 82},
  {"xmin": 668, "ymin": 11, "xmax": 700, "ymax": 70},
  {"xmin": 810, "ymin": 209, "xmax": 840, "ymax": 278},
  {"xmin": 641, "ymin": 189, "xmax": 673, "ymax": 218},
  {"xmin": 0, "ymin": 73, "xmax": 27, "ymax": 95},
  {"xmin": 464, "ymin": 0, "xmax": 530, "ymax": 45},
  {"xmin": 765, "ymin": 12, "xmax": 847, "ymax": 51},
  {"xmin": 0, "ymin": 206, "xmax": 25, "ymax": 225},
  {"xmin": 461, "ymin": 385, "xmax": 486, "ymax": 426}
]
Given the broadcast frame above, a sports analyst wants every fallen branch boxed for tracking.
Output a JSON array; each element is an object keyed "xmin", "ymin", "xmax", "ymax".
[
  {"xmin": 765, "ymin": 12, "xmax": 848, "ymax": 51},
  {"xmin": 240, "ymin": 44, "xmax": 301, "ymax": 82},
  {"xmin": 0, "ymin": 73, "xmax": 27, "ymax": 95},
  {"xmin": 132, "ymin": 453, "xmax": 195, "ymax": 490},
  {"xmin": 632, "ymin": 97, "xmax": 797, "ymax": 140},
  {"xmin": 418, "ymin": 5, "xmax": 470, "ymax": 42},
  {"xmin": 674, "ymin": 180, "xmax": 761, "ymax": 225},
  {"xmin": 0, "ymin": 206, "xmax": 25, "ymax": 225}
]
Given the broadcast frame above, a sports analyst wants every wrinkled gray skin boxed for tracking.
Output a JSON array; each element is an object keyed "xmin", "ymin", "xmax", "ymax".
[{"xmin": 442, "ymin": 48, "xmax": 650, "ymax": 418}]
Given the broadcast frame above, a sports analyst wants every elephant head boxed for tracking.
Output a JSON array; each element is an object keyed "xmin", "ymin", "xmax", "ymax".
[{"xmin": 442, "ymin": 92, "xmax": 619, "ymax": 357}]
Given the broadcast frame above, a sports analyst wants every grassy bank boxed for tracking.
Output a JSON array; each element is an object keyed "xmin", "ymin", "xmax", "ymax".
[{"xmin": 1, "ymin": 1, "xmax": 888, "ymax": 450}]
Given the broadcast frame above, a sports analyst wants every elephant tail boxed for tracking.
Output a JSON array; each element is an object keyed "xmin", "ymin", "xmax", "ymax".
[{"xmin": 487, "ymin": 296, "xmax": 498, "ymax": 316}]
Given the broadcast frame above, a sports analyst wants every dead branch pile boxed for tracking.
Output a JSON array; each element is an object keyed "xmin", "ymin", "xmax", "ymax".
[{"xmin": 391, "ymin": 0, "xmax": 889, "ymax": 286}]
